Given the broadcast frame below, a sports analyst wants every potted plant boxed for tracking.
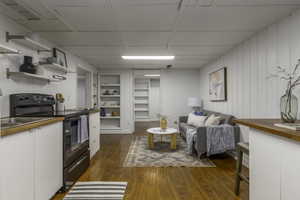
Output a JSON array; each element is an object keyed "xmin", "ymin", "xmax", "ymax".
[{"xmin": 269, "ymin": 60, "xmax": 300, "ymax": 123}]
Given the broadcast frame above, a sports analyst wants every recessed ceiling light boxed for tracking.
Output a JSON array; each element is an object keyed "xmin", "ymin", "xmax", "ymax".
[
  {"xmin": 144, "ymin": 74, "xmax": 160, "ymax": 77},
  {"xmin": 122, "ymin": 56, "xmax": 175, "ymax": 60}
]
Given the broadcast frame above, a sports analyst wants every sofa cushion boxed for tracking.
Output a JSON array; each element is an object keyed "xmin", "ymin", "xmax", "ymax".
[
  {"xmin": 203, "ymin": 110, "xmax": 235, "ymax": 125},
  {"xmin": 187, "ymin": 113, "xmax": 207, "ymax": 127},
  {"xmin": 205, "ymin": 114, "xmax": 221, "ymax": 126}
]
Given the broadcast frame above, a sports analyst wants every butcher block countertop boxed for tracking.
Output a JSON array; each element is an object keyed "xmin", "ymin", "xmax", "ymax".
[
  {"xmin": 234, "ymin": 119, "xmax": 300, "ymax": 142},
  {"xmin": 0, "ymin": 117, "xmax": 65, "ymax": 137}
]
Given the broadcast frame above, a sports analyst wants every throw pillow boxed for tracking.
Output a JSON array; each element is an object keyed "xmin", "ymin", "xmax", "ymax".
[
  {"xmin": 205, "ymin": 114, "xmax": 221, "ymax": 126},
  {"xmin": 187, "ymin": 113, "xmax": 207, "ymax": 127}
]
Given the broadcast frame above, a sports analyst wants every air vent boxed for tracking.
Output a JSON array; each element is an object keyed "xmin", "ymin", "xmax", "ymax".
[{"xmin": 0, "ymin": 0, "xmax": 40, "ymax": 20}]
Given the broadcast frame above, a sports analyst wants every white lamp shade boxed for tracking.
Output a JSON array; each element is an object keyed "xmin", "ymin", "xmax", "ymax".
[{"xmin": 187, "ymin": 97, "xmax": 201, "ymax": 107}]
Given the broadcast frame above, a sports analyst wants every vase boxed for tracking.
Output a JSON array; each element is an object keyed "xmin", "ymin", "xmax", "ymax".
[
  {"xmin": 19, "ymin": 56, "xmax": 37, "ymax": 74},
  {"xmin": 160, "ymin": 117, "xmax": 168, "ymax": 130},
  {"xmin": 280, "ymin": 90, "xmax": 298, "ymax": 123}
]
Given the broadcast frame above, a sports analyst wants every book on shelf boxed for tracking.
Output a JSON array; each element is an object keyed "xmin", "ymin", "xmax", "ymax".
[{"xmin": 274, "ymin": 123, "xmax": 300, "ymax": 131}]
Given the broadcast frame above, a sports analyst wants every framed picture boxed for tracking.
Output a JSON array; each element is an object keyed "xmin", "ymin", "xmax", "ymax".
[
  {"xmin": 53, "ymin": 48, "xmax": 68, "ymax": 68},
  {"xmin": 209, "ymin": 67, "xmax": 227, "ymax": 102}
]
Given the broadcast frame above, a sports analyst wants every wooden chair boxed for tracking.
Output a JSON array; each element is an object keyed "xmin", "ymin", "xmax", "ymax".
[{"xmin": 235, "ymin": 142, "xmax": 249, "ymax": 196}]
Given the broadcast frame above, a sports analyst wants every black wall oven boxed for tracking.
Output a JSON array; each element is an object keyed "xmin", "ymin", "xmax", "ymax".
[{"xmin": 10, "ymin": 93, "xmax": 90, "ymax": 190}]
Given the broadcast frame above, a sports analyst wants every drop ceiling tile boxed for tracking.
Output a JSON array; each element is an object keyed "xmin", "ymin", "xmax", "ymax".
[
  {"xmin": 170, "ymin": 31, "xmax": 253, "ymax": 45},
  {"xmin": 39, "ymin": 32, "xmax": 123, "ymax": 46},
  {"xmin": 214, "ymin": 0, "xmax": 300, "ymax": 6},
  {"xmin": 121, "ymin": 32, "xmax": 170, "ymax": 45},
  {"xmin": 112, "ymin": 4, "xmax": 178, "ymax": 31},
  {"xmin": 176, "ymin": 6, "xmax": 296, "ymax": 31},
  {"xmin": 54, "ymin": 6, "xmax": 117, "ymax": 31},
  {"xmin": 169, "ymin": 45, "xmax": 233, "ymax": 56}
]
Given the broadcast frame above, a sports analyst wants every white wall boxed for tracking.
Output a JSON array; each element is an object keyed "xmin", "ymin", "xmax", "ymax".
[
  {"xmin": 0, "ymin": 13, "xmax": 98, "ymax": 117},
  {"xmin": 161, "ymin": 69, "xmax": 201, "ymax": 127},
  {"xmin": 199, "ymin": 9, "xmax": 300, "ymax": 143}
]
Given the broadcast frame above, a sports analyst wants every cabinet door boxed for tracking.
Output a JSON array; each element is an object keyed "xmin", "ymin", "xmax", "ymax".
[
  {"xmin": 89, "ymin": 113, "xmax": 100, "ymax": 159},
  {"xmin": 0, "ymin": 131, "xmax": 35, "ymax": 200},
  {"xmin": 35, "ymin": 122, "xmax": 63, "ymax": 200},
  {"xmin": 249, "ymin": 129, "xmax": 282, "ymax": 200},
  {"xmin": 281, "ymin": 138, "xmax": 300, "ymax": 200}
]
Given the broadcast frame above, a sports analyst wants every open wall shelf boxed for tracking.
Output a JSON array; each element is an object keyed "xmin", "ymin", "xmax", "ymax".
[
  {"xmin": 0, "ymin": 44, "xmax": 19, "ymax": 54},
  {"xmin": 39, "ymin": 63, "xmax": 68, "ymax": 73},
  {"xmin": 6, "ymin": 32, "xmax": 51, "ymax": 52},
  {"xmin": 6, "ymin": 68, "xmax": 62, "ymax": 84}
]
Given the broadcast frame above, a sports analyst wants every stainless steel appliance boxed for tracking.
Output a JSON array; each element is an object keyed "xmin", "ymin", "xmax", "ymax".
[{"xmin": 10, "ymin": 93, "xmax": 90, "ymax": 190}]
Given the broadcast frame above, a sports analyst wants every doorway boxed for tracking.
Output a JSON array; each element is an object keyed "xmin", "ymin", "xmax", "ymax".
[
  {"xmin": 77, "ymin": 67, "xmax": 92, "ymax": 109},
  {"xmin": 133, "ymin": 70, "xmax": 161, "ymax": 122}
]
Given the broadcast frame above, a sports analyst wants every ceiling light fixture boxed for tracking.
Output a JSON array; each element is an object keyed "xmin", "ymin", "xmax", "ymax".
[
  {"xmin": 122, "ymin": 56, "xmax": 175, "ymax": 60},
  {"xmin": 144, "ymin": 74, "xmax": 161, "ymax": 77}
]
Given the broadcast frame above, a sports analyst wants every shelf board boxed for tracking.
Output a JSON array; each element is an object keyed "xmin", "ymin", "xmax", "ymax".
[
  {"xmin": 101, "ymin": 126, "xmax": 121, "ymax": 130},
  {"xmin": 135, "ymin": 95, "xmax": 148, "ymax": 98},
  {"xmin": 135, "ymin": 88, "xmax": 149, "ymax": 91},
  {"xmin": 135, "ymin": 102, "xmax": 148, "ymax": 104},
  {"xmin": 135, "ymin": 109, "xmax": 149, "ymax": 111},
  {"xmin": 100, "ymin": 95, "xmax": 120, "ymax": 97},
  {"xmin": 6, "ymin": 69, "xmax": 62, "ymax": 83},
  {"xmin": 6, "ymin": 32, "xmax": 51, "ymax": 52},
  {"xmin": 135, "ymin": 116, "xmax": 149, "ymax": 119},
  {"xmin": 0, "ymin": 44, "xmax": 19, "ymax": 54},
  {"xmin": 100, "ymin": 116, "xmax": 120, "ymax": 119},
  {"xmin": 39, "ymin": 63, "xmax": 68, "ymax": 73},
  {"xmin": 100, "ymin": 106, "xmax": 120, "ymax": 108},
  {"xmin": 101, "ymin": 84, "xmax": 120, "ymax": 87}
]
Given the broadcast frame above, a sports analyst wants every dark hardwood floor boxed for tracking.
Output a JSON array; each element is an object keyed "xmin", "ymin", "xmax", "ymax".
[{"xmin": 53, "ymin": 122, "xmax": 249, "ymax": 200}]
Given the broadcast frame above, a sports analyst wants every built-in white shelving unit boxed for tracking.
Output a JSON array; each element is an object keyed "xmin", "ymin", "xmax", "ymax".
[
  {"xmin": 134, "ymin": 78, "xmax": 150, "ymax": 121},
  {"xmin": 6, "ymin": 32, "xmax": 51, "ymax": 52},
  {"xmin": 100, "ymin": 74, "xmax": 121, "ymax": 130}
]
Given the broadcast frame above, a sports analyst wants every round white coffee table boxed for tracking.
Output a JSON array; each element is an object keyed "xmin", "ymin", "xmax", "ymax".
[{"xmin": 146, "ymin": 127, "xmax": 178, "ymax": 150}]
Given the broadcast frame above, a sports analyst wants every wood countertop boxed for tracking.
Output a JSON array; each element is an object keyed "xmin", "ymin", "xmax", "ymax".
[
  {"xmin": 234, "ymin": 119, "xmax": 300, "ymax": 142},
  {"xmin": 0, "ymin": 117, "xmax": 65, "ymax": 137}
]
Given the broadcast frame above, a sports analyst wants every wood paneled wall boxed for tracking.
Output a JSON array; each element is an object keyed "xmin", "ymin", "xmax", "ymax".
[{"xmin": 199, "ymin": 9, "xmax": 300, "ymax": 121}]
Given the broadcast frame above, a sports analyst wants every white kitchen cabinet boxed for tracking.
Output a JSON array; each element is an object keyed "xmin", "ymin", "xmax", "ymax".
[
  {"xmin": 89, "ymin": 112, "xmax": 100, "ymax": 159},
  {"xmin": 249, "ymin": 128, "xmax": 300, "ymax": 200},
  {"xmin": 0, "ymin": 130, "xmax": 35, "ymax": 200},
  {"xmin": 0, "ymin": 121, "xmax": 63, "ymax": 200},
  {"xmin": 249, "ymin": 130, "xmax": 282, "ymax": 200},
  {"xmin": 35, "ymin": 122, "xmax": 63, "ymax": 200}
]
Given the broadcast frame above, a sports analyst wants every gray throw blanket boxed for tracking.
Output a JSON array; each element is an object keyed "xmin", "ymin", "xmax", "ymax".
[
  {"xmin": 206, "ymin": 125, "xmax": 235, "ymax": 156},
  {"xmin": 186, "ymin": 127, "xmax": 197, "ymax": 154}
]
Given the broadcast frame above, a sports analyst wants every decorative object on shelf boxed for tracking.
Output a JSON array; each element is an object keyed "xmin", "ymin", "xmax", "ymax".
[
  {"xmin": 268, "ymin": 59, "xmax": 300, "ymax": 123},
  {"xmin": 111, "ymin": 111, "xmax": 119, "ymax": 116},
  {"xmin": 19, "ymin": 56, "xmax": 37, "ymax": 74},
  {"xmin": 209, "ymin": 67, "xmax": 227, "ymax": 102},
  {"xmin": 53, "ymin": 48, "xmax": 68, "ymax": 68},
  {"xmin": 100, "ymin": 108, "xmax": 106, "ymax": 117}
]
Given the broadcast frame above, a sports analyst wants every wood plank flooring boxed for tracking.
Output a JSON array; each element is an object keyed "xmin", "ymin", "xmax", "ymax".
[{"xmin": 53, "ymin": 122, "xmax": 249, "ymax": 200}]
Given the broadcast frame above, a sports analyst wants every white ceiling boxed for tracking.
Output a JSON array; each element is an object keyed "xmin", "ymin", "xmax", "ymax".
[{"xmin": 2, "ymin": 0, "xmax": 300, "ymax": 69}]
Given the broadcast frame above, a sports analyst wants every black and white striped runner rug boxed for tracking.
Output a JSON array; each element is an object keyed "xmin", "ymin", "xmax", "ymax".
[{"xmin": 63, "ymin": 181, "xmax": 128, "ymax": 200}]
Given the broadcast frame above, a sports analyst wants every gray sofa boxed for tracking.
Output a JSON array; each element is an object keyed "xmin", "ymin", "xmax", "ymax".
[{"xmin": 179, "ymin": 110, "xmax": 240, "ymax": 158}]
